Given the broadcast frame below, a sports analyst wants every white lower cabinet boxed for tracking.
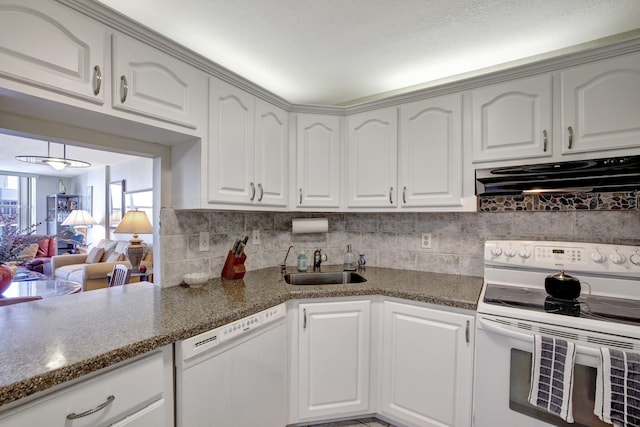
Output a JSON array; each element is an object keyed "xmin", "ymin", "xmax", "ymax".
[
  {"xmin": 379, "ymin": 300, "xmax": 474, "ymax": 427},
  {"xmin": 0, "ymin": 346, "xmax": 173, "ymax": 427},
  {"xmin": 298, "ymin": 300, "xmax": 372, "ymax": 421}
]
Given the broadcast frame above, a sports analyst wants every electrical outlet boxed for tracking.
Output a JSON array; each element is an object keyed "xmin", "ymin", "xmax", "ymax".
[
  {"xmin": 252, "ymin": 229, "xmax": 260, "ymax": 245},
  {"xmin": 421, "ymin": 233, "xmax": 432, "ymax": 249},
  {"xmin": 199, "ymin": 231, "xmax": 209, "ymax": 251}
]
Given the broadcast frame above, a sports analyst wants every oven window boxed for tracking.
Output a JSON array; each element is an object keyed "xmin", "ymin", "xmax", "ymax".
[{"xmin": 509, "ymin": 349, "xmax": 609, "ymax": 427}]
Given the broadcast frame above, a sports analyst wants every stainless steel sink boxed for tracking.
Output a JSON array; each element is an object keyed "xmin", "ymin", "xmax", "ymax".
[{"xmin": 284, "ymin": 271, "xmax": 367, "ymax": 285}]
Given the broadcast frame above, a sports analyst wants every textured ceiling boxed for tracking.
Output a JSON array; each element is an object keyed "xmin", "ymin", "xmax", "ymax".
[{"xmin": 101, "ymin": 1, "xmax": 640, "ymax": 105}]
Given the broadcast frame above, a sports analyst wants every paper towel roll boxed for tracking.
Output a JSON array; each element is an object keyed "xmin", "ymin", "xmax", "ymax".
[{"xmin": 292, "ymin": 218, "xmax": 328, "ymax": 234}]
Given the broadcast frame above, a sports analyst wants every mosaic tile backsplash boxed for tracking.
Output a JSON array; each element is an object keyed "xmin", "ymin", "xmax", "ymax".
[
  {"xmin": 478, "ymin": 191, "xmax": 638, "ymax": 212},
  {"xmin": 160, "ymin": 208, "xmax": 640, "ymax": 287}
]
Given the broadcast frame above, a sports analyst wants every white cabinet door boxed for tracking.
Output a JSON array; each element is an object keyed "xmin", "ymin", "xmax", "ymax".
[
  {"xmin": 255, "ymin": 99, "xmax": 288, "ymax": 207},
  {"xmin": 348, "ymin": 108, "xmax": 398, "ymax": 207},
  {"xmin": 208, "ymin": 77, "xmax": 255, "ymax": 204},
  {"xmin": 0, "ymin": 0, "xmax": 106, "ymax": 104},
  {"xmin": 380, "ymin": 301, "xmax": 474, "ymax": 427},
  {"xmin": 561, "ymin": 52, "xmax": 640, "ymax": 155},
  {"xmin": 471, "ymin": 74, "xmax": 553, "ymax": 163},
  {"xmin": 112, "ymin": 33, "xmax": 201, "ymax": 130},
  {"xmin": 399, "ymin": 94, "xmax": 463, "ymax": 207},
  {"xmin": 298, "ymin": 300, "xmax": 371, "ymax": 420},
  {"xmin": 296, "ymin": 114, "xmax": 341, "ymax": 208}
]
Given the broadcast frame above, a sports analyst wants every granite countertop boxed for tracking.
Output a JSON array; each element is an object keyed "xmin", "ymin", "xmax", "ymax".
[{"xmin": 0, "ymin": 266, "xmax": 483, "ymax": 408}]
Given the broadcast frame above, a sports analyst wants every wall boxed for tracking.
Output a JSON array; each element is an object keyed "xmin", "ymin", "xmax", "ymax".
[
  {"xmin": 109, "ymin": 158, "xmax": 154, "ymax": 245},
  {"xmin": 159, "ymin": 208, "xmax": 640, "ymax": 286},
  {"xmin": 72, "ymin": 166, "xmax": 108, "ymax": 247}
]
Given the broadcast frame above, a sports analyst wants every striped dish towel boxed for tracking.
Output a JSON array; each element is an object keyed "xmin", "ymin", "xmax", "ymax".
[
  {"xmin": 595, "ymin": 348, "xmax": 640, "ymax": 426},
  {"xmin": 528, "ymin": 335, "xmax": 576, "ymax": 423}
]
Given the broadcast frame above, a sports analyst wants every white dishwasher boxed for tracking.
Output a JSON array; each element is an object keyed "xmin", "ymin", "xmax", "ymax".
[{"xmin": 175, "ymin": 304, "xmax": 287, "ymax": 427}]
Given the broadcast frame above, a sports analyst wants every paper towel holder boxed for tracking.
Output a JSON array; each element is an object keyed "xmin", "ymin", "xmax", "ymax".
[{"xmin": 292, "ymin": 218, "xmax": 328, "ymax": 234}]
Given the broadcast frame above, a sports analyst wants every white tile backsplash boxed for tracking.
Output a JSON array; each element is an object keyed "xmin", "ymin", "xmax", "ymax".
[{"xmin": 160, "ymin": 209, "xmax": 640, "ymax": 286}]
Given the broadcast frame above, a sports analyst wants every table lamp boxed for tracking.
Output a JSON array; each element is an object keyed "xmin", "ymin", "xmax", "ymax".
[
  {"xmin": 114, "ymin": 209, "xmax": 152, "ymax": 272},
  {"xmin": 61, "ymin": 210, "xmax": 97, "ymax": 250}
]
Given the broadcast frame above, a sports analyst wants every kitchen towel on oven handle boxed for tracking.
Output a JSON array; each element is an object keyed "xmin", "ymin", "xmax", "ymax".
[
  {"xmin": 528, "ymin": 334, "xmax": 576, "ymax": 423},
  {"xmin": 595, "ymin": 347, "xmax": 640, "ymax": 427}
]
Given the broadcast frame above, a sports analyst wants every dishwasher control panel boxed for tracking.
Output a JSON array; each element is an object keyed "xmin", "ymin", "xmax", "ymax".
[{"xmin": 179, "ymin": 303, "xmax": 286, "ymax": 360}]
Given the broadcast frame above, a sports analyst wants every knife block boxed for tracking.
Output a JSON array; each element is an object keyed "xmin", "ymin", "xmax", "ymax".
[{"xmin": 221, "ymin": 250, "xmax": 246, "ymax": 280}]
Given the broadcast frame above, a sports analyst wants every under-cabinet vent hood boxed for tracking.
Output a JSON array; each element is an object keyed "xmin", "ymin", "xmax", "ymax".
[{"xmin": 475, "ymin": 155, "xmax": 640, "ymax": 196}]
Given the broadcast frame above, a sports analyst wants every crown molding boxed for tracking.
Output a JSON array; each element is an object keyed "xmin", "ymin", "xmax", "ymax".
[{"xmin": 58, "ymin": 1, "xmax": 640, "ymax": 116}]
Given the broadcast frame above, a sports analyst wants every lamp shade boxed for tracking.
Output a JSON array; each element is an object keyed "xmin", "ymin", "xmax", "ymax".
[
  {"xmin": 114, "ymin": 210, "xmax": 152, "ymax": 237},
  {"xmin": 61, "ymin": 210, "xmax": 97, "ymax": 226}
]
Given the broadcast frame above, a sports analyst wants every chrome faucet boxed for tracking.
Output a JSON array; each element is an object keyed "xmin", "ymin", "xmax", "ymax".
[
  {"xmin": 281, "ymin": 245, "xmax": 294, "ymax": 273},
  {"xmin": 313, "ymin": 249, "xmax": 327, "ymax": 272}
]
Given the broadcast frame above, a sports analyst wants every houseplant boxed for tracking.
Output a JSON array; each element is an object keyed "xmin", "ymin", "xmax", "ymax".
[{"xmin": 0, "ymin": 214, "xmax": 45, "ymax": 293}]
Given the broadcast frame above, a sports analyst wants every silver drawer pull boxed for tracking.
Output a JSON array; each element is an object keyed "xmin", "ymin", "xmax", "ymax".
[
  {"xmin": 93, "ymin": 65, "xmax": 102, "ymax": 96},
  {"xmin": 389, "ymin": 186, "xmax": 394, "ymax": 204},
  {"xmin": 299, "ymin": 188, "xmax": 303, "ymax": 205},
  {"xmin": 67, "ymin": 395, "xmax": 115, "ymax": 419},
  {"xmin": 120, "ymin": 75, "xmax": 128, "ymax": 103},
  {"xmin": 257, "ymin": 183, "xmax": 264, "ymax": 202},
  {"xmin": 568, "ymin": 126, "xmax": 573, "ymax": 149},
  {"xmin": 250, "ymin": 182, "xmax": 256, "ymax": 201},
  {"xmin": 542, "ymin": 129, "xmax": 548, "ymax": 152}
]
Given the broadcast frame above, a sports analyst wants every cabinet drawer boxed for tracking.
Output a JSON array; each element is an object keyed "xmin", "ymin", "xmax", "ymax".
[{"xmin": 0, "ymin": 351, "xmax": 164, "ymax": 427}]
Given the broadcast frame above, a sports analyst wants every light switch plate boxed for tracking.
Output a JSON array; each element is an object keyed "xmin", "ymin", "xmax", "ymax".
[
  {"xmin": 252, "ymin": 230, "xmax": 260, "ymax": 245},
  {"xmin": 421, "ymin": 233, "xmax": 432, "ymax": 249}
]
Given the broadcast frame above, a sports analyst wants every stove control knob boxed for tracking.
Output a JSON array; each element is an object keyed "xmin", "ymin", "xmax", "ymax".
[
  {"xmin": 504, "ymin": 247, "xmax": 516, "ymax": 258},
  {"xmin": 518, "ymin": 249, "xmax": 531, "ymax": 260},
  {"xmin": 609, "ymin": 251, "xmax": 627, "ymax": 265},
  {"xmin": 490, "ymin": 246, "xmax": 502, "ymax": 257},
  {"xmin": 630, "ymin": 252, "xmax": 640, "ymax": 266},
  {"xmin": 591, "ymin": 250, "xmax": 606, "ymax": 264}
]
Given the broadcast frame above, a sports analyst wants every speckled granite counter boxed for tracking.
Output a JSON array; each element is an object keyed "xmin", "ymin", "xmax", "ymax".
[{"xmin": 0, "ymin": 266, "xmax": 482, "ymax": 408}]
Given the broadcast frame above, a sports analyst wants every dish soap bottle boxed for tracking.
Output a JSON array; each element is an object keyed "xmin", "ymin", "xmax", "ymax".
[
  {"xmin": 344, "ymin": 244, "xmax": 356, "ymax": 271},
  {"xmin": 297, "ymin": 251, "xmax": 308, "ymax": 272}
]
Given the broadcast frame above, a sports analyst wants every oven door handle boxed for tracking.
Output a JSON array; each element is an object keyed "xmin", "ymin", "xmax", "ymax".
[{"xmin": 478, "ymin": 317, "xmax": 600, "ymax": 357}]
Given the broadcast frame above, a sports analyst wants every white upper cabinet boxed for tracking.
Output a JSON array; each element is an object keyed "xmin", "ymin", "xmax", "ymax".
[
  {"xmin": 254, "ymin": 98, "xmax": 289, "ymax": 207},
  {"xmin": 208, "ymin": 77, "xmax": 288, "ymax": 207},
  {"xmin": 295, "ymin": 114, "xmax": 341, "ymax": 208},
  {"xmin": 399, "ymin": 94, "xmax": 463, "ymax": 207},
  {"xmin": 471, "ymin": 74, "xmax": 553, "ymax": 163},
  {"xmin": 112, "ymin": 33, "xmax": 202, "ymax": 130},
  {"xmin": 0, "ymin": 0, "xmax": 106, "ymax": 104},
  {"xmin": 347, "ymin": 108, "xmax": 398, "ymax": 208},
  {"xmin": 561, "ymin": 51, "xmax": 640, "ymax": 155}
]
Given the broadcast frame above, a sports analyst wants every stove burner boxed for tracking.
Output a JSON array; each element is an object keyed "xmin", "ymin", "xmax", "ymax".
[
  {"xmin": 543, "ymin": 297, "xmax": 580, "ymax": 317},
  {"xmin": 483, "ymin": 284, "xmax": 640, "ymax": 326}
]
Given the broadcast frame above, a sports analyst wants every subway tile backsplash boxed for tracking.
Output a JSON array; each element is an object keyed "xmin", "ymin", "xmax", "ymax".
[{"xmin": 160, "ymin": 209, "xmax": 640, "ymax": 286}]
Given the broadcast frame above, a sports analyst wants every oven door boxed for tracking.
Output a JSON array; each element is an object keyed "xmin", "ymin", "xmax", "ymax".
[{"xmin": 473, "ymin": 314, "xmax": 628, "ymax": 427}]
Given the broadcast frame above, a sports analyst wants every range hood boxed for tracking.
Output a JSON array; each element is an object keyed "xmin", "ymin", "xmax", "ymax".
[{"xmin": 475, "ymin": 155, "xmax": 640, "ymax": 196}]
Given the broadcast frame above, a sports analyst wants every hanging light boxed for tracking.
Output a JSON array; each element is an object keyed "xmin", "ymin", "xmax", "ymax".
[{"xmin": 16, "ymin": 142, "xmax": 91, "ymax": 171}]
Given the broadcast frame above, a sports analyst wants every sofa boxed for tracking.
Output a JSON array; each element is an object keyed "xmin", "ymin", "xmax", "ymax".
[{"xmin": 51, "ymin": 239, "xmax": 153, "ymax": 291}]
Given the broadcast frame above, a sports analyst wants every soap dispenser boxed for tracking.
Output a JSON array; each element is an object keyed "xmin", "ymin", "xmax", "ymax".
[
  {"xmin": 344, "ymin": 244, "xmax": 356, "ymax": 271},
  {"xmin": 297, "ymin": 251, "xmax": 308, "ymax": 272}
]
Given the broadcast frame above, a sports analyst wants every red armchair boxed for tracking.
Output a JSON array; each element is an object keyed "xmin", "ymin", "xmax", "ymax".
[{"xmin": 25, "ymin": 236, "xmax": 57, "ymax": 275}]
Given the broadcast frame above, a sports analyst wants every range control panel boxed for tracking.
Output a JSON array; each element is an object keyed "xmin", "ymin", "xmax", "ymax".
[{"xmin": 485, "ymin": 240, "xmax": 640, "ymax": 276}]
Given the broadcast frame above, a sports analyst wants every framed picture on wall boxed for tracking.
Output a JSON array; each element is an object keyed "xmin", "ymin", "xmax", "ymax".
[{"xmin": 85, "ymin": 185, "xmax": 93, "ymax": 216}]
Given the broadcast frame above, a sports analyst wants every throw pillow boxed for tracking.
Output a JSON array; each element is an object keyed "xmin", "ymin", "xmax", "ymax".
[
  {"xmin": 18, "ymin": 243, "xmax": 39, "ymax": 261},
  {"xmin": 85, "ymin": 247, "xmax": 105, "ymax": 264},
  {"xmin": 104, "ymin": 251, "xmax": 125, "ymax": 263},
  {"xmin": 36, "ymin": 239, "xmax": 50, "ymax": 257}
]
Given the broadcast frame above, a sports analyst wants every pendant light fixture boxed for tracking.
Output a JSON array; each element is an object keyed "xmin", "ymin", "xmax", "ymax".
[{"xmin": 16, "ymin": 142, "xmax": 91, "ymax": 171}]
